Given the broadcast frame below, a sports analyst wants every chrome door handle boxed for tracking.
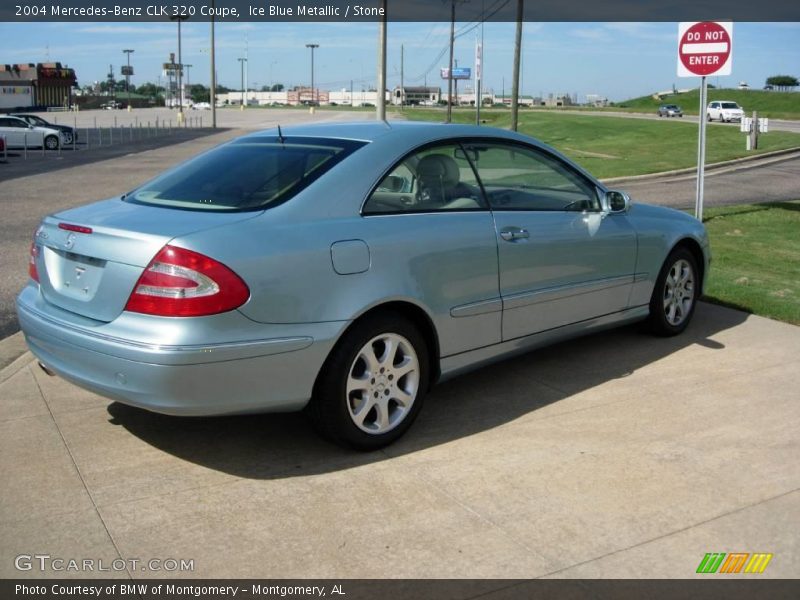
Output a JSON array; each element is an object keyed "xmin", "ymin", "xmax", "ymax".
[{"xmin": 500, "ymin": 228, "xmax": 530, "ymax": 242}]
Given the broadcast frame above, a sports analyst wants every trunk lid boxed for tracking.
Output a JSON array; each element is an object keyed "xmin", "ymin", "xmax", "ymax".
[{"xmin": 35, "ymin": 198, "xmax": 258, "ymax": 322}]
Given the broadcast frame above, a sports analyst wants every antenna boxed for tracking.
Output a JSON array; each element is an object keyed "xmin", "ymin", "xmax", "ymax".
[{"xmin": 277, "ymin": 124, "xmax": 285, "ymax": 144}]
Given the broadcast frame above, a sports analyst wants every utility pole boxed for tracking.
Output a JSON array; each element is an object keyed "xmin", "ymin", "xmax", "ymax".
[
  {"xmin": 210, "ymin": 0, "xmax": 216, "ymax": 127},
  {"xmin": 305, "ymin": 43, "xmax": 319, "ymax": 106},
  {"xmin": 238, "ymin": 57, "xmax": 247, "ymax": 110},
  {"xmin": 184, "ymin": 64, "xmax": 192, "ymax": 105},
  {"xmin": 446, "ymin": 0, "xmax": 455, "ymax": 123},
  {"xmin": 400, "ymin": 44, "xmax": 404, "ymax": 110},
  {"xmin": 377, "ymin": 0, "xmax": 387, "ymax": 121},
  {"xmin": 475, "ymin": 15, "xmax": 483, "ymax": 125},
  {"xmin": 510, "ymin": 0, "xmax": 523, "ymax": 131}
]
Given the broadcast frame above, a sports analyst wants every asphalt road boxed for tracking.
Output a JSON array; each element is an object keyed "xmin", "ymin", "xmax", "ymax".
[
  {"xmin": 1, "ymin": 108, "xmax": 798, "ymax": 339},
  {"xmin": 612, "ymin": 152, "xmax": 800, "ymax": 209},
  {"xmin": 558, "ymin": 109, "xmax": 800, "ymax": 134}
]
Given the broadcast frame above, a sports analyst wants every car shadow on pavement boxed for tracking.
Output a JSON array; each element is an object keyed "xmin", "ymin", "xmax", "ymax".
[
  {"xmin": 0, "ymin": 128, "xmax": 231, "ymax": 181},
  {"xmin": 105, "ymin": 302, "xmax": 747, "ymax": 479}
]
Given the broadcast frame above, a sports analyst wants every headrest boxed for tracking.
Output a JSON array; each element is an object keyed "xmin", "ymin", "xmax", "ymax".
[{"xmin": 416, "ymin": 153, "xmax": 460, "ymax": 188}]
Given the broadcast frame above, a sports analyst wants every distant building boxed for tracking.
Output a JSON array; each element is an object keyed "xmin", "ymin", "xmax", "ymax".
[
  {"xmin": 218, "ymin": 88, "xmax": 389, "ymax": 107},
  {"xmin": 0, "ymin": 62, "xmax": 77, "ymax": 110},
  {"xmin": 585, "ymin": 94, "xmax": 609, "ymax": 107},
  {"xmin": 495, "ymin": 94, "xmax": 536, "ymax": 106},
  {"xmin": 543, "ymin": 93, "xmax": 574, "ymax": 107},
  {"xmin": 392, "ymin": 86, "xmax": 441, "ymax": 105}
]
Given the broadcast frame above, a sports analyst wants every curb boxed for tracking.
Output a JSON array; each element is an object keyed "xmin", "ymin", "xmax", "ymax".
[
  {"xmin": 0, "ymin": 332, "xmax": 32, "ymax": 384},
  {"xmin": 601, "ymin": 147, "xmax": 800, "ymax": 185}
]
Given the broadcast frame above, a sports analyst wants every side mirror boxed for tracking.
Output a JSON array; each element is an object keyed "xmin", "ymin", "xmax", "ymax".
[{"xmin": 605, "ymin": 190, "xmax": 630, "ymax": 213}]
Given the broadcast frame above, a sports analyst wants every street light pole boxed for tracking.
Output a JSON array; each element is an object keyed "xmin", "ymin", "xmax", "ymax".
[
  {"xmin": 123, "ymin": 49, "xmax": 134, "ymax": 111},
  {"xmin": 170, "ymin": 14, "xmax": 188, "ymax": 124},
  {"xmin": 210, "ymin": 0, "xmax": 216, "ymax": 127},
  {"xmin": 238, "ymin": 58, "xmax": 247, "ymax": 110},
  {"xmin": 305, "ymin": 43, "xmax": 319, "ymax": 106},
  {"xmin": 376, "ymin": 0, "xmax": 386, "ymax": 121}
]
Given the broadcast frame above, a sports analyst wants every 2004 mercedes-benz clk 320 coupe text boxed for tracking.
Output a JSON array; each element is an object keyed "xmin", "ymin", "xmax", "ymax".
[{"xmin": 17, "ymin": 122, "xmax": 710, "ymax": 449}]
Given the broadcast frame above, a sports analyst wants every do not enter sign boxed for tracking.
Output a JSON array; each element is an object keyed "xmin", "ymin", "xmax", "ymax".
[{"xmin": 677, "ymin": 21, "xmax": 733, "ymax": 77}]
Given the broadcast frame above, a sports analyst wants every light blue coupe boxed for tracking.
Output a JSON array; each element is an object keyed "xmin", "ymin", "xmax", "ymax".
[{"xmin": 17, "ymin": 122, "xmax": 710, "ymax": 449}]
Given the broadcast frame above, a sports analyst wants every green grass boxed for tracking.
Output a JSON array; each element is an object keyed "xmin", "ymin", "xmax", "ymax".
[
  {"xmin": 397, "ymin": 108, "xmax": 800, "ymax": 178},
  {"xmin": 614, "ymin": 88, "xmax": 800, "ymax": 120},
  {"xmin": 701, "ymin": 201, "xmax": 800, "ymax": 324}
]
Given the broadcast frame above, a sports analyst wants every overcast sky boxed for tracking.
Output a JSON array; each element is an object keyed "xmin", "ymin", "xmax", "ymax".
[{"xmin": 2, "ymin": 21, "xmax": 798, "ymax": 100}]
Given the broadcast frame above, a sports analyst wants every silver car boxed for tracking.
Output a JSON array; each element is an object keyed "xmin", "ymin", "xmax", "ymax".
[{"xmin": 17, "ymin": 122, "xmax": 710, "ymax": 449}]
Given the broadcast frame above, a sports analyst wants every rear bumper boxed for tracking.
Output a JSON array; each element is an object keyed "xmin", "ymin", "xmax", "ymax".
[{"xmin": 16, "ymin": 284, "xmax": 345, "ymax": 416}]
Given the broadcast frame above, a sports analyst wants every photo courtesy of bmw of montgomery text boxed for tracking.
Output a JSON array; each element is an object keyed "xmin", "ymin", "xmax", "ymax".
[{"xmin": 17, "ymin": 122, "xmax": 710, "ymax": 449}]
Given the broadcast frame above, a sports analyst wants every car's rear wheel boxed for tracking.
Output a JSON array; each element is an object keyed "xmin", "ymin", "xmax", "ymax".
[
  {"xmin": 648, "ymin": 247, "xmax": 699, "ymax": 337},
  {"xmin": 44, "ymin": 135, "xmax": 59, "ymax": 150},
  {"xmin": 308, "ymin": 312, "xmax": 429, "ymax": 450}
]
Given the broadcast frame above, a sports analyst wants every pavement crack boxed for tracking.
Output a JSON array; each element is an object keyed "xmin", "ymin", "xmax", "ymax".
[
  {"xmin": 396, "ymin": 453, "xmax": 553, "ymax": 566},
  {"xmin": 534, "ymin": 487, "xmax": 800, "ymax": 578},
  {"xmin": 31, "ymin": 370, "xmax": 135, "ymax": 582}
]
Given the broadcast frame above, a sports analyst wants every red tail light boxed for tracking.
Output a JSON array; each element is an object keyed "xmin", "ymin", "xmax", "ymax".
[
  {"xmin": 29, "ymin": 240, "xmax": 40, "ymax": 283},
  {"xmin": 125, "ymin": 245, "xmax": 249, "ymax": 317}
]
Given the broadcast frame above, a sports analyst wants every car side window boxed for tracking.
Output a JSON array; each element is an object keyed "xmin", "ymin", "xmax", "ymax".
[
  {"xmin": 465, "ymin": 142, "xmax": 600, "ymax": 212},
  {"xmin": 363, "ymin": 143, "xmax": 484, "ymax": 214}
]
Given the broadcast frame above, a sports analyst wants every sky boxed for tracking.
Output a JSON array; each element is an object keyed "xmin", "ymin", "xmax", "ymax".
[{"xmin": 1, "ymin": 21, "xmax": 798, "ymax": 101}]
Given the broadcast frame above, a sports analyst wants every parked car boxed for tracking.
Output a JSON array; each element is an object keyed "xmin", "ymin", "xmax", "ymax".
[
  {"xmin": 9, "ymin": 113, "xmax": 77, "ymax": 145},
  {"xmin": 0, "ymin": 136, "xmax": 5, "ymax": 155},
  {"xmin": 100, "ymin": 101, "xmax": 122, "ymax": 110},
  {"xmin": 657, "ymin": 104, "xmax": 683, "ymax": 117},
  {"xmin": 17, "ymin": 122, "xmax": 710, "ymax": 449},
  {"xmin": 0, "ymin": 115, "xmax": 63, "ymax": 149},
  {"xmin": 707, "ymin": 101, "xmax": 744, "ymax": 122}
]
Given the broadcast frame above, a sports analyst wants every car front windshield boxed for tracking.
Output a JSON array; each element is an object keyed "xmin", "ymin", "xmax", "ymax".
[
  {"xmin": 721, "ymin": 102, "xmax": 740, "ymax": 109},
  {"xmin": 127, "ymin": 136, "xmax": 365, "ymax": 212}
]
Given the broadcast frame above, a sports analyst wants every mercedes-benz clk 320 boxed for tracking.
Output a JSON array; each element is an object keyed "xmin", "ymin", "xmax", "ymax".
[{"xmin": 17, "ymin": 122, "xmax": 710, "ymax": 449}]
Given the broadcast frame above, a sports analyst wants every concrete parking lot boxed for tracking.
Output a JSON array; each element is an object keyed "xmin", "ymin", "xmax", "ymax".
[
  {"xmin": 1, "ymin": 107, "xmax": 798, "ymax": 581},
  {"xmin": 1, "ymin": 302, "xmax": 798, "ymax": 579}
]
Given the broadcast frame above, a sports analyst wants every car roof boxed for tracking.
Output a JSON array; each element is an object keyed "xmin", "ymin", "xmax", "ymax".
[{"xmin": 238, "ymin": 120, "xmax": 536, "ymax": 145}]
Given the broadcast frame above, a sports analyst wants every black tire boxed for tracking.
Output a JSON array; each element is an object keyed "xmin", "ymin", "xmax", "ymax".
[
  {"xmin": 648, "ymin": 247, "xmax": 699, "ymax": 337},
  {"xmin": 62, "ymin": 132, "xmax": 74, "ymax": 145},
  {"xmin": 44, "ymin": 135, "xmax": 59, "ymax": 150},
  {"xmin": 308, "ymin": 311, "xmax": 429, "ymax": 450}
]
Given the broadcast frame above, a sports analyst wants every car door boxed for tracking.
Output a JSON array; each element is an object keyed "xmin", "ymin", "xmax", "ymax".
[
  {"xmin": 0, "ymin": 118, "xmax": 24, "ymax": 146},
  {"xmin": 361, "ymin": 142, "xmax": 501, "ymax": 356},
  {"xmin": 463, "ymin": 140, "xmax": 637, "ymax": 341}
]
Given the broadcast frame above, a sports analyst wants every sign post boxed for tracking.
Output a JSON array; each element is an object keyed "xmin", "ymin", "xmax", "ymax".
[{"xmin": 677, "ymin": 21, "xmax": 733, "ymax": 221}]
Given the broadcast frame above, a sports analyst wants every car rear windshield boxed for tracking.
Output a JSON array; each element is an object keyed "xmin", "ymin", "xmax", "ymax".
[
  {"xmin": 126, "ymin": 136, "xmax": 366, "ymax": 212},
  {"xmin": 721, "ymin": 102, "xmax": 740, "ymax": 109}
]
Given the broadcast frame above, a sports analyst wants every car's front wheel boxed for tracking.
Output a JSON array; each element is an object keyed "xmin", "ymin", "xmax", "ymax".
[
  {"xmin": 309, "ymin": 312, "xmax": 429, "ymax": 450},
  {"xmin": 44, "ymin": 135, "xmax": 59, "ymax": 150},
  {"xmin": 62, "ymin": 132, "xmax": 74, "ymax": 145},
  {"xmin": 648, "ymin": 247, "xmax": 699, "ymax": 336}
]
